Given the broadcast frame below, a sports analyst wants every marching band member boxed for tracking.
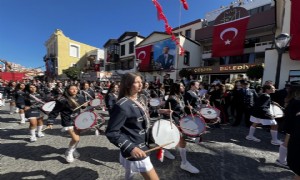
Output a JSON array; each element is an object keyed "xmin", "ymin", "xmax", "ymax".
[
  {"xmin": 104, "ymin": 82, "xmax": 119, "ymax": 115},
  {"xmin": 106, "ymin": 72, "xmax": 161, "ymax": 180},
  {"xmin": 6, "ymin": 81, "xmax": 18, "ymax": 114},
  {"xmin": 46, "ymin": 84, "xmax": 86, "ymax": 163},
  {"xmin": 80, "ymin": 81, "xmax": 96, "ymax": 101},
  {"xmin": 52, "ymin": 82, "xmax": 64, "ymax": 99},
  {"xmin": 164, "ymin": 82, "xmax": 200, "ymax": 173},
  {"xmin": 245, "ymin": 84, "xmax": 283, "ymax": 145},
  {"xmin": 15, "ymin": 83, "xmax": 27, "ymax": 124},
  {"xmin": 184, "ymin": 80, "xmax": 201, "ymax": 113},
  {"xmin": 24, "ymin": 84, "xmax": 45, "ymax": 142}
]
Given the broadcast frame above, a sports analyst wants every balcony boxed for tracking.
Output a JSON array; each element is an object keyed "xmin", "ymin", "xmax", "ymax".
[
  {"xmin": 254, "ymin": 41, "xmax": 272, "ymax": 52},
  {"xmin": 202, "ymin": 50, "xmax": 212, "ymax": 59}
]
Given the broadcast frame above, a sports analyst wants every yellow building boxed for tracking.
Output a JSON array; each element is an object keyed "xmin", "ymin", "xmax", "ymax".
[{"xmin": 44, "ymin": 29, "xmax": 99, "ymax": 79}]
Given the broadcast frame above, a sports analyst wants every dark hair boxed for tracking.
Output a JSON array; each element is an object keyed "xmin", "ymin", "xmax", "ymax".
[
  {"xmin": 262, "ymin": 84, "xmax": 273, "ymax": 93},
  {"xmin": 118, "ymin": 72, "xmax": 142, "ymax": 100},
  {"xmin": 25, "ymin": 83, "xmax": 39, "ymax": 93},
  {"xmin": 188, "ymin": 80, "xmax": 198, "ymax": 89},
  {"xmin": 80, "ymin": 81, "xmax": 89, "ymax": 89},
  {"xmin": 169, "ymin": 82, "xmax": 183, "ymax": 95},
  {"xmin": 15, "ymin": 83, "xmax": 26, "ymax": 91}
]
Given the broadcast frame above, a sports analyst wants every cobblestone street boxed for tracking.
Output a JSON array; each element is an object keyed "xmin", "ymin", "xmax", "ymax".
[{"xmin": 0, "ymin": 104, "xmax": 294, "ymax": 180}]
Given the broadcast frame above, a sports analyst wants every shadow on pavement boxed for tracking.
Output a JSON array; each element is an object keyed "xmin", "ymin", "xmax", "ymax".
[{"xmin": 0, "ymin": 167, "xmax": 99, "ymax": 180}]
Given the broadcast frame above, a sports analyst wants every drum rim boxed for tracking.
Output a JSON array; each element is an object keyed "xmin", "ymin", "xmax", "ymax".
[
  {"xmin": 74, "ymin": 111, "xmax": 97, "ymax": 130},
  {"xmin": 179, "ymin": 115, "xmax": 206, "ymax": 136},
  {"xmin": 199, "ymin": 107, "xmax": 220, "ymax": 119}
]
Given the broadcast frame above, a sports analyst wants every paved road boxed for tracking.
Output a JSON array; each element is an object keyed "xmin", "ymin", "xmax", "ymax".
[{"xmin": 0, "ymin": 103, "xmax": 294, "ymax": 180}]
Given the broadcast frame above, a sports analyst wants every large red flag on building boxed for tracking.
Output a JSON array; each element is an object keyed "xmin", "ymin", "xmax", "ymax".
[
  {"xmin": 289, "ymin": 0, "xmax": 300, "ymax": 60},
  {"xmin": 212, "ymin": 16, "xmax": 249, "ymax": 57},
  {"xmin": 135, "ymin": 45, "xmax": 153, "ymax": 71}
]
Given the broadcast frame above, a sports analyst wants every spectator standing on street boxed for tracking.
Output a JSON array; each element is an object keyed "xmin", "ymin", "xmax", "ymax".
[{"xmin": 284, "ymin": 81, "xmax": 300, "ymax": 180}]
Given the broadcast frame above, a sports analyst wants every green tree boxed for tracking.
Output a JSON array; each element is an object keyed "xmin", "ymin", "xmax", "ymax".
[
  {"xmin": 63, "ymin": 67, "xmax": 81, "ymax": 80},
  {"xmin": 246, "ymin": 65, "xmax": 264, "ymax": 80}
]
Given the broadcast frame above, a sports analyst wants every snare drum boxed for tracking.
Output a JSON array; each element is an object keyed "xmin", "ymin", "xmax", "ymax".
[
  {"xmin": 151, "ymin": 119, "xmax": 180, "ymax": 149},
  {"xmin": 149, "ymin": 98, "xmax": 161, "ymax": 107},
  {"xmin": 90, "ymin": 99, "xmax": 101, "ymax": 107},
  {"xmin": 199, "ymin": 107, "xmax": 220, "ymax": 120},
  {"xmin": 42, "ymin": 101, "xmax": 56, "ymax": 112},
  {"xmin": 74, "ymin": 111, "xmax": 97, "ymax": 130},
  {"xmin": 179, "ymin": 115, "xmax": 206, "ymax": 137},
  {"xmin": 270, "ymin": 104, "xmax": 284, "ymax": 118}
]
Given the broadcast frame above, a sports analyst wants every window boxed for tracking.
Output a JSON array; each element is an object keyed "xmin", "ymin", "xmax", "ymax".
[
  {"xmin": 184, "ymin": 51, "xmax": 190, "ymax": 65},
  {"xmin": 121, "ymin": 44, "xmax": 125, "ymax": 56},
  {"xmin": 185, "ymin": 29, "xmax": 191, "ymax": 38},
  {"xmin": 70, "ymin": 44, "xmax": 80, "ymax": 57},
  {"xmin": 129, "ymin": 42, "xmax": 134, "ymax": 54}
]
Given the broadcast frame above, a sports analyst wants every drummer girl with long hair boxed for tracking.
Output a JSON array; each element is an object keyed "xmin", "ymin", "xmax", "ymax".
[
  {"xmin": 104, "ymin": 82, "xmax": 119, "ymax": 114},
  {"xmin": 106, "ymin": 72, "xmax": 168, "ymax": 180},
  {"xmin": 24, "ymin": 84, "xmax": 46, "ymax": 142},
  {"xmin": 46, "ymin": 84, "xmax": 86, "ymax": 163},
  {"xmin": 164, "ymin": 82, "xmax": 200, "ymax": 174}
]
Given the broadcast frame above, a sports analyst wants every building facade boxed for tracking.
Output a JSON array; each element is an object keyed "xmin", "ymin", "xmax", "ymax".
[
  {"xmin": 182, "ymin": 0, "xmax": 275, "ymax": 84},
  {"xmin": 44, "ymin": 29, "xmax": 101, "ymax": 80}
]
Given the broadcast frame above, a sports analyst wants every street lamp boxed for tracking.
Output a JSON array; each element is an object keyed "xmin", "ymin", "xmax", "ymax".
[{"xmin": 274, "ymin": 33, "xmax": 291, "ymax": 88}]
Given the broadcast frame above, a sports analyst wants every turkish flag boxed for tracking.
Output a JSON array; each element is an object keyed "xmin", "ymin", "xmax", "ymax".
[
  {"xmin": 212, "ymin": 16, "xmax": 249, "ymax": 57},
  {"xmin": 135, "ymin": 45, "xmax": 152, "ymax": 71},
  {"xmin": 289, "ymin": 0, "xmax": 300, "ymax": 60}
]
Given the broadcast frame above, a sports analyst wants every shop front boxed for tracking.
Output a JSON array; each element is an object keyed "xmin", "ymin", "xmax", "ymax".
[{"xmin": 185, "ymin": 63, "xmax": 263, "ymax": 84}]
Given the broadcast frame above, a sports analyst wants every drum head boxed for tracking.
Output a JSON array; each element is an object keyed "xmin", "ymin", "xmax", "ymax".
[
  {"xmin": 74, "ymin": 112, "xmax": 97, "ymax": 130},
  {"xmin": 270, "ymin": 104, "xmax": 284, "ymax": 118},
  {"xmin": 102, "ymin": 90, "xmax": 108, "ymax": 94},
  {"xmin": 180, "ymin": 115, "xmax": 206, "ymax": 136},
  {"xmin": 149, "ymin": 98, "xmax": 160, "ymax": 107},
  {"xmin": 151, "ymin": 119, "xmax": 180, "ymax": 149},
  {"xmin": 90, "ymin": 99, "xmax": 101, "ymax": 107},
  {"xmin": 199, "ymin": 107, "xmax": 219, "ymax": 119},
  {"xmin": 42, "ymin": 101, "xmax": 56, "ymax": 112}
]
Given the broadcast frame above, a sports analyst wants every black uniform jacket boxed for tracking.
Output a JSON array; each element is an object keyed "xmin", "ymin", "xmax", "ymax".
[
  {"xmin": 251, "ymin": 93, "xmax": 273, "ymax": 119},
  {"xmin": 106, "ymin": 97, "xmax": 150, "ymax": 161},
  {"xmin": 47, "ymin": 95, "xmax": 85, "ymax": 127}
]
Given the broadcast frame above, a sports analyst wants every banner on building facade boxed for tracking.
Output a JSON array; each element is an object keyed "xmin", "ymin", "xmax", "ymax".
[
  {"xmin": 212, "ymin": 16, "xmax": 249, "ymax": 57},
  {"xmin": 153, "ymin": 39, "xmax": 176, "ymax": 70},
  {"xmin": 289, "ymin": 0, "xmax": 300, "ymax": 60},
  {"xmin": 135, "ymin": 45, "xmax": 153, "ymax": 71}
]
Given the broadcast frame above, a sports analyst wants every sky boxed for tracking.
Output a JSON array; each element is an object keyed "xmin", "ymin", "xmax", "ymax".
[{"xmin": 0, "ymin": 0, "xmax": 233, "ymax": 70}]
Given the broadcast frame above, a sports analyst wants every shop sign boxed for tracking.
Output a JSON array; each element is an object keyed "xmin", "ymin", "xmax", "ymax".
[{"xmin": 186, "ymin": 63, "xmax": 261, "ymax": 74}]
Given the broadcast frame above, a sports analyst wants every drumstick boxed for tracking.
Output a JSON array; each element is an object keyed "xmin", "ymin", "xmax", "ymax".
[
  {"xmin": 41, "ymin": 126, "xmax": 51, "ymax": 132},
  {"xmin": 126, "ymin": 141, "xmax": 175, "ymax": 160},
  {"xmin": 187, "ymin": 101, "xmax": 195, "ymax": 121},
  {"xmin": 168, "ymin": 102, "xmax": 173, "ymax": 129},
  {"xmin": 72, "ymin": 101, "xmax": 90, "ymax": 111}
]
